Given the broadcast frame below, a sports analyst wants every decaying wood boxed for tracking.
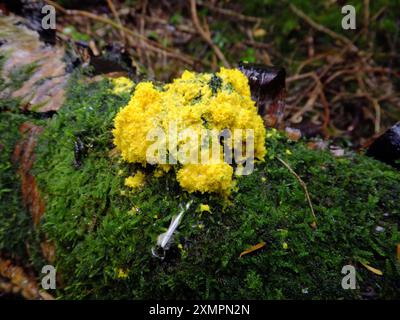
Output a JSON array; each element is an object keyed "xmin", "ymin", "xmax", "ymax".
[
  {"xmin": 12, "ymin": 122, "xmax": 45, "ymax": 227},
  {"xmin": 0, "ymin": 15, "xmax": 69, "ymax": 112},
  {"xmin": 0, "ymin": 257, "xmax": 54, "ymax": 300}
]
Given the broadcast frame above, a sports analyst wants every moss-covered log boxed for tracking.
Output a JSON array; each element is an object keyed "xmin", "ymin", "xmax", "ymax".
[{"xmin": 0, "ymin": 15, "xmax": 399, "ymax": 300}]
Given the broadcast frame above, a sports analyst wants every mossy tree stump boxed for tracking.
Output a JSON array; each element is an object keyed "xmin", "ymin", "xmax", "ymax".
[{"xmin": 0, "ymin": 14, "xmax": 399, "ymax": 300}]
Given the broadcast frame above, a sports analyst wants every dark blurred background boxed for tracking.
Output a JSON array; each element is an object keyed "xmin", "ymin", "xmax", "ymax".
[{"xmin": 7, "ymin": 0, "xmax": 400, "ymax": 147}]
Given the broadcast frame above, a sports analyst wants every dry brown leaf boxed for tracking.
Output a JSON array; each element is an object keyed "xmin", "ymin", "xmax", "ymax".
[
  {"xmin": 310, "ymin": 221, "xmax": 317, "ymax": 229},
  {"xmin": 0, "ymin": 257, "xmax": 54, "ymax": 299},
  {"xmin": 12, "ymin": 123, "xmax": 45, "ymax": 227},
  {"xmin": 41, "ymin": 240, "xmax": 56, "ymax": 264},
  {"xmin": 253, "ymin": 28, "xmax": 267, "ymax": 38},
  {"xmin": 239, "ymin": 242, "xmax": 266, "ymax": 258},
  {"xmin": 397, "ymin": 244, "xmax": 400, "ymax": 261},
  {"xmin": 285, "ymin": 127, "xmax": 302, "ymax": 141}
]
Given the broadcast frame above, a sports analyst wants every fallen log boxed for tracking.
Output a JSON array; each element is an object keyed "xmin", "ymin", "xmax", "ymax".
[{"xmin": 0, "ymin": 12, "xmax": 399, "ymax": 300}]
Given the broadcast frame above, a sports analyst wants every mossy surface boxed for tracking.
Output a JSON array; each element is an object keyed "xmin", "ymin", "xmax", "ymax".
[
  {"xmin": 29, "ymin": 77, "xmax": 400, "ymax": 299},
  {"xmin": 1, "ymin": 69, "xmax": 399, "ymax": 299},
  {"xmin": 0, "ymin": 112, "xmax": 31, "ymax": 258}
]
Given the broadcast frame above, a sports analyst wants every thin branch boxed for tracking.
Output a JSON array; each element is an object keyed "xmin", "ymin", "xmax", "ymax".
[
  {"xmin": 319, "ymin": 87, "xmax": 331, "ymax": 137},
  {"xmin": 363, "ymin": 0, "xmax": 370, "ymax": 37},
  {"xmin": 189, "ymin": 0, "xmax": 230, "ymax": 68},
  {"xmin": 45, "ymin": 0, "xmax": 196, "ymax": 65},
  {"xmin": 130, "ymin": 13, "xmax": 196, "ymax": 34},
  {"xmin": 197, "ymin": 0, "xmax": 263, "ymax": 23},
  {"xmin": 106, "ymin": 0, "xmax": 126, "ymax": 43}
]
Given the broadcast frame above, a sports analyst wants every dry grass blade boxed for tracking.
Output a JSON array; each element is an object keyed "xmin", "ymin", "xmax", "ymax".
[
  {"xmin": 397, "ymin": 244, "xmax": 400, "ymax": 261},
  {"xmin": 277, "ymin": 157, "xmax": 317, "ymax": 228},
  {"xmin": 360, "ymin": 261, "xmax": 383, "ymax": 276},
  {"xmin": 239, "ymin": 242, "xmax": 266, "ymax": 258}
]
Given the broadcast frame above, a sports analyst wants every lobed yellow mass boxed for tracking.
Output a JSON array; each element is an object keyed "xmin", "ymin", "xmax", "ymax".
[{"xmin": 113, "ymin": 68, "xmax": 266, "ymax": 196}]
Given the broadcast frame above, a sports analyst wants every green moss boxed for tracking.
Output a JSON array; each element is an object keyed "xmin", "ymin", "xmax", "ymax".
[
  {"xmin": 0, "ymin": 112, "xmax": 26, "ymax": 254},
  {"xmin": 0, "ymin": 55, "xmax": 20, "ymax": 112},
  {"xmin": 1, "ymin": 66, "xmax": 398, "ymax": 299},
  {"xmin": 0, "ymin": 54, "xmax": 34, "ymax": 112},
  {"xmin": 8, "ymin": 62, "xmax": 38, "ymax": 90},
  {"xmin": 29, "ymin": 77, "xmax": 400, "ymax": 299}
]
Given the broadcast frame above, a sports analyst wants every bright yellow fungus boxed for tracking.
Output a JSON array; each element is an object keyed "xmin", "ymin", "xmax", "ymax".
[
  {"xmin": 111, "ymin": 77, "xmax": 134, "ymax": 94},
  {"xmin": 124, "ymin": 171, "xmax": 145, "ymax": 190},
  {"xmin": 113, "ymin": 68, "xmax": 266, "ymax": 196},
  {"xmin": 116, "ymin": 268, "xmax": 129, "ymax": 279},
  {"xmin": 199, "ymin": 204, "xmax": 211, "ymax": 213}
]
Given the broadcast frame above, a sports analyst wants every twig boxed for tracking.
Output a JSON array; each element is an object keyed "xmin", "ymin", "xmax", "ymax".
[
  {"xmin": 242, "ymin": 39, "xmax": 271, "ymax": 50},
  {"xmin": 277, "ymin": 157, "xmax": 317, "ymax": 228},
  {"xmin": 189, "ymin": 0, "xmax": 230, "ymax": 68},
  {"xmin": 45, "ymin": 0, "xmax": 196, "ymax": 65},
  {"xmin": 289, "ymin": 72, "xmax": 329, "ymax": 133},
  {"xmin": 356, "ymin": 72, "xmax": 382, "ymax": 133},
  {"xmin": 106, "ymin": 0, "xmax": 126, "ymax": 43},
  {"xmin": 197, "ymin": 0, "xmax": 263, "ymax": 23},
  {"xmin": 137, "ymin": 0, "xmax": 150, "ymax": 73},
  {"xmin": 371, "ymin": 5, "xmax": 387, "ymax": 21},
  {"xmin": 295, "ymin": 52, "xmax": 331, "ymax": 75},
  {"xmin": 290, "ymin": 83, "xmax": 320, "ymax": 124},
  {"xmin": 363, "ymin": 0, "xmax": 370, "ymax": 38},
  {"xmin": 287, "ymin": 72, "xmax": 315, "ymax": 83},
  {"xmin": 319, "ymin": 87, "xmax": 331, "ymax": 137},
  {"xmin": 290, "ymin": 4, "xmax": 358, "ymax": 52},
  {"xmin": 130, "ymin": 13, "xmax": 196, "ymax": 34},
  {"xmin": 369, "ymin": 97, "xmax": 382, "ymax": 133}
]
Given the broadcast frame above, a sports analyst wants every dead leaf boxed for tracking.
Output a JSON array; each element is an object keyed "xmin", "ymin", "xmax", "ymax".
[
  {"xmin": 397, "ymin": 244, "xmax": 400, "ymax": 261},
  {"xmin": 307, "ymin": 140, "xmax": 328, "ymax": 151},
  {"xmin": 360, "ymin": 262, "xmax": 383, "ymax": 276},
  {"xmin": 253, "ymin": 28, "xmax": 267, "ymax": 38},
  {"xmin": 0, "ymin": 257, "xmax": 54, "ymax": 300},
  {"xmin": 310, "ymin": 221, "xmax": 317, "ymax": 229},
  {"xmin": 239, "ymin": 242, "xmax": 266, "ymax": 258},
  {"xmin": 12, "ymin": 123, "xmax": 45, "ymax": 227},
  {"xmin": 285, "ymin": 127, "xmax": 302, "ymax": 141},
  {"xmin": 41, "ymin": 240, "xmax": 56, "ymax": 264}
]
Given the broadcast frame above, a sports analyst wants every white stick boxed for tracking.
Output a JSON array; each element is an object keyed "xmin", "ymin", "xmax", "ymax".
[{"xmin": 157, "ymin": 201, "xmax": 192, "ymax": 250}]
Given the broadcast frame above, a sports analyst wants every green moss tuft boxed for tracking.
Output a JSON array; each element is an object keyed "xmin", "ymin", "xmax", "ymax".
[{"xmin": 8, "ymin": 62, "xmax": 38, "ymax": 90}]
